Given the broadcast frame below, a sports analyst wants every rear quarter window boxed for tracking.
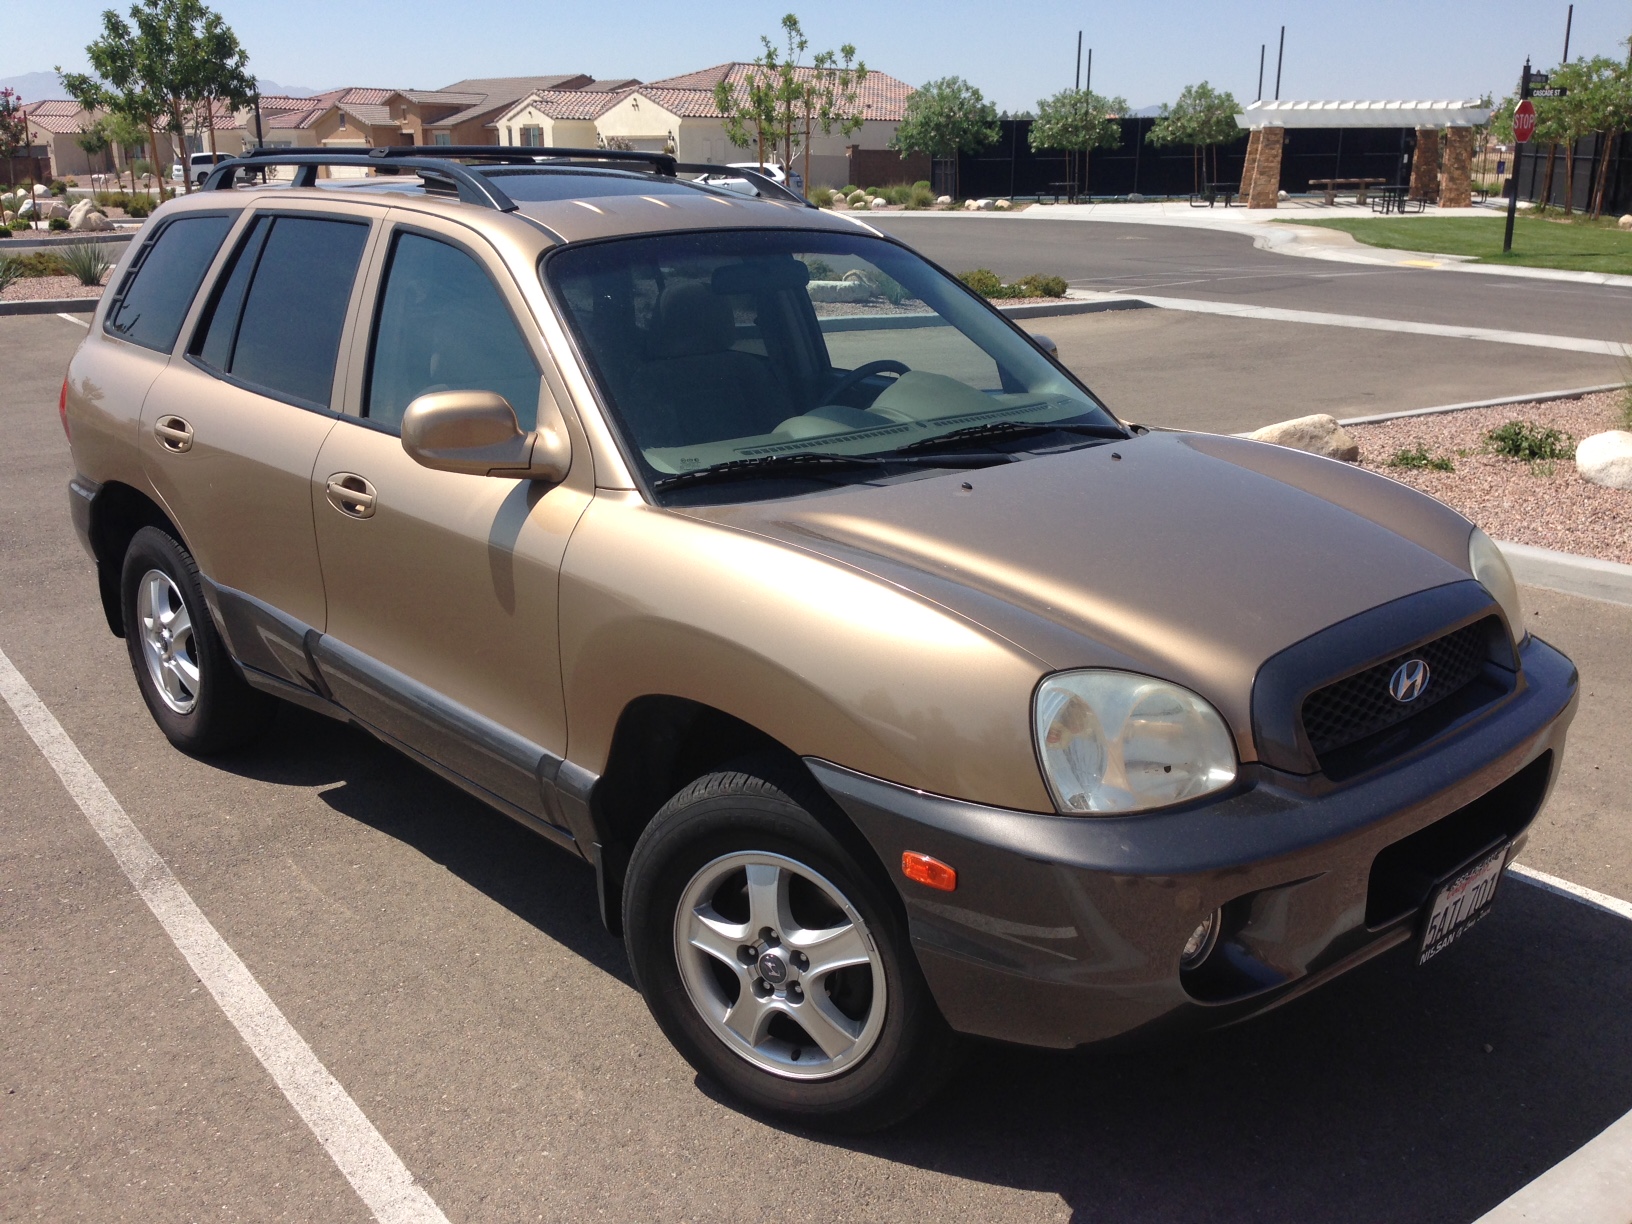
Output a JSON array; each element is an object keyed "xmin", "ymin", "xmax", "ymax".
[{"xmin": 104, "ymin": 214, "xmax": 236, "ymax": 353}]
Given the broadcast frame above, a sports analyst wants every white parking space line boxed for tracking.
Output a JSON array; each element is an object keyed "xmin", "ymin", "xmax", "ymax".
[
  {"xmin": 0, "ymin": 645, "xmax": 450, "ymax": 1224},
  {"xmin": 1115, "ymin": 292, "xmax": 1632, "ymax": 357},
  {"xmin": 1475, "ymin": 865, "xmax": 1632, "ymax": 1223},
  {"xmin": 56, "ymin": 313, "xmax": 89, "ymax": 327}
]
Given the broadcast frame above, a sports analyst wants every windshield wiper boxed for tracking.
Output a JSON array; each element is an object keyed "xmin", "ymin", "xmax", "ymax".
[
  {"xmin": 892, "ymin": 419, "xmax": 1126, "ymax": 455},
  {"xmin": 650, "ymin": 449, "xmax": 1010, "ymax": 492}
]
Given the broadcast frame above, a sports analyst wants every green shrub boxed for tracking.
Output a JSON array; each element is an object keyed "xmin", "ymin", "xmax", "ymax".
[
  {"xmin": 7, "ymin": 251, "xmax": 69, "ymax": 277},
  {"xmin": 0, "ymin": 256, "xmax": 18, "ymax": 293},
  {"xmin": 840, "ymin": 184, "xmax": 858, "ymax": 195},
  {"xmin": 50, "ymin": 179, "xmax": 69, "ymax": 196},
  {"xmin": 904, "ymin": 183, "xmax": 936, "ymax": 210},
  {"xmin": 1389, "ymin": 444, "xmax": 1455, "ymax": 471},
  {"xmin": 1485, "ymin": 420, "xmax": 1573, "ymax": 461},
  {"xmin": 913, "ymin": 180, "xmax": 931, "ymax": 192},
  {"xmin": 48, "ymin": 217, "xmax": 71, "ymax": 232},
  {"xmin": 8, "ymin": 218, "xmax": 29, "ymax": 232},
  {"xmin": 124, "ymin": 195, "xmax": 153, "ymax": 217},
  {"xmin": 808, "ymin": 185, "xmax": 835, "ymax": 208},
  {"xmin": 958, "ymin": 268, "xmax": 1005, "ymax": 297},
  {"xmin": 802, "ymin": 256, "xmax": 839, "ymax": 280},
  {"xmin": 846, "ymin": 189, "xmax": 866, "ymax": 205},
  {"xmin": 1015, "ymin": 273, "xmax": 1068, "ymax": 298},
  {"xmin": 60, "ymin": 242, "xmax": 113, "ymax": 286}
]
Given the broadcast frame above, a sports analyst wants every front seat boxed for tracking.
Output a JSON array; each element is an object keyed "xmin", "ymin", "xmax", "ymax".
[{"xmin": 628, "ymin": 282, "xmax": 791, "ymax": 446}]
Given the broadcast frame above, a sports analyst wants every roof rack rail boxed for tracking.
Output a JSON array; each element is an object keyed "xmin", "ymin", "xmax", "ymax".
[{"xmin": 203, "ymin": 146, "xmax": 815, "ymax": 210}]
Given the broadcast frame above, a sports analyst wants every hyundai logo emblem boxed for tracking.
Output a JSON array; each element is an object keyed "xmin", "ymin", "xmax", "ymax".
[
  {"xmin": 1389, "ymin": 658, "xmax": 1431, "ymax": 703},
  {"xmin": 757, "ymin": 952, "xmax": 788, "ymax": 984}
]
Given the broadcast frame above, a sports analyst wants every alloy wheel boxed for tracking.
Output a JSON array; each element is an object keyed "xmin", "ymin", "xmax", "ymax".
[{"xmin": 136, "ymin": 568, "xmax": 199, "ymax": 714}]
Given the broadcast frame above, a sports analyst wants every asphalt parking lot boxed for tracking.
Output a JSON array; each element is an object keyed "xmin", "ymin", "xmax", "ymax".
[{"xmin": 4, "ymin": 305, "xmax": 1631, "ymax": 1222}]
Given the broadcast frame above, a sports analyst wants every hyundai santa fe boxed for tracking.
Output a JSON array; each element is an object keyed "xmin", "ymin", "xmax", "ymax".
[{"xmin": 60, "ymin": 145, "xmax": 1578, "ymax": 1131}]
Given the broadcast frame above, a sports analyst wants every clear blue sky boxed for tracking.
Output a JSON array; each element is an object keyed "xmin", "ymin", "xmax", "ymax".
[{"xmin": 7, "ymin": 0, "xmax": 1631, "ymax": 112}]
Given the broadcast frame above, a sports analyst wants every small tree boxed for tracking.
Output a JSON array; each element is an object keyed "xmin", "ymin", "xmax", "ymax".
[
  {"xmin": 890, "ymin": 76, "xmax": 999, "ymax": 198},
  {"xmin": 1548, "ymin": 57, "xmax": 1620, "ymax": 214},
  {"xmin": 60, "ymin": 6, "xmax": 170, "ymax": 201},
  {"xmin": 714, "ymin": 40, "xmax": 785, "ymax": 170},
  {"xmin": 1030, "ymin": 88, "xmax": 1127, "ymax": 198},
  {"xmin": 76, "ymin": 117, "xmax": 115, "ymax": 176},
  {"xmin": 104, "ymin": 109, "xmax": 148, "ymax": 193},
  {"xmin": 0, "ymin": 88, "xmax": 29, "ymax": 189},
  {"xmin": 797, "ymin": 44, "xmax": 866, "ymax": 196},
  {"xmin": 1146, "ymin": 81, "xmax": 1241, "ymax": 193}
]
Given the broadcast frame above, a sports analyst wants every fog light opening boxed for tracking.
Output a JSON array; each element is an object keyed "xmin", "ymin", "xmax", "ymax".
[{"xmin": 1180, "ymin": 909, "xmax": 1221, "ymax": 970}]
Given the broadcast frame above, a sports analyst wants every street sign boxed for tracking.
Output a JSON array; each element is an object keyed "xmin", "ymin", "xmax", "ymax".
[
  {"xmin": 1528, "ymin": 72, "xmax": 1550, "ymax": 88},
  {"xmin": 1530, "ymin": 88, "xmax": 1568, "ymax": 98},
  {"xmin": 1513, "ymin": 99, "xmax": 1537, "ymax": 143}
]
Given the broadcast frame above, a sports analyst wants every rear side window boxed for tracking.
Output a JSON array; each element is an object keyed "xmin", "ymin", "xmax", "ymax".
[
  {"xmin": 105, "ymin": 214, "xmax": 234, "ymax": 353},
  {"xmin": 364, "ymin": 231, "xmax": 540, "ymax": 432},
  {"xmin": 190, "ymin": 214, "xmax": 370, "ymax": 411}
]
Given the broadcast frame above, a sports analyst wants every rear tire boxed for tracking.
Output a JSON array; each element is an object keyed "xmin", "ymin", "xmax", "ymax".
[
  {"xmin": 623, "ymin": 760, "xmax": 964, "ymax": 1132},
  {"xmin": 120, "ymin": 526, "xmax": 273, "ymax": 754}
]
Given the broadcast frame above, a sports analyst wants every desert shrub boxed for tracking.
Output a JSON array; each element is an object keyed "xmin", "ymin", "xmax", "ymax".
[
  {"xmin": 808, "ymin": 186, "xmax": 835, "ymax": 208},
  {"xmin": 60, "ymin": 242, "xmax": 113, "ymax": 286},
  {"xmin": 802, "ymin": 256, "xmax": 839, "ymax": 280},
  {"xmin": 50, "ymin": 179, "xmax": 69, "ymax": 196},
  {"xmin": 846, "ymin": 189, "xmax": 866, "ymax": 205},
  {"xmin": 49, "ymin": 217, "xmax": 71, "ymax": 231},
  {"xmin": 913, "ymin": 180, "xmax": 931, "ymax": 193},
  {"xmin": 1485, "ymin": 420, "xmax": 1572, "ymax": 461},
  {"xmin": 8, "ymin": 218, "xmax": 30, "ymax": 232},
  {"xmin": 904, "ymin": 182, "xmax": 936, "ymax": 210},
  {"xmin": 7, "ymin": 251, "xmax": 69, "ymax": 276},
  {"xmin": 1389, "ymin": 444, "xmax": 1455, "ymax": 471},
  {"xmin": 958, "ymin": 268, "xmax": 1005, "ymax": 297},
  {"xmin": 125, "ymin": 195, "xmax": 153, "ymax": 217},
  {"xmin": 0, "ymin": 256, "xmax": 19, "ymax": 293},
  {"xmin": 840, "ymin": 184, "xmax": 858, "ymax": 195},
  {"xmin": 1014, "ymin": 273, "xmax": 1068, "ymax": 298}
]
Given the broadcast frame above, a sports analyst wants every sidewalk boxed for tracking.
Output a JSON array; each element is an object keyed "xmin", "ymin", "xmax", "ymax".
[{"xmin": 884, "ymin": 199, "xmax": 1632, "ymax": 290}]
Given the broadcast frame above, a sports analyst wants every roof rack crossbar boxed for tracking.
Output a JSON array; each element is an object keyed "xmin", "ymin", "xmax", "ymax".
[
  {"xmin": 362, "ymin": 144, "xmax": 681, "ymax": 175},
  {"xmin": 671, "ymin": 162, "xmax": 815, "ymax": 208},
  {"xmin": 202, "ymin": 152, "xmax": 519, "ymax": 211}
]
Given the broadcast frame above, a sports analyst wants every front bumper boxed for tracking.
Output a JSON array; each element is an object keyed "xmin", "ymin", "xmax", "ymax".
[{"xmin": 809, "ymin": 633, "xmax": 1578, "ymax": 1049}]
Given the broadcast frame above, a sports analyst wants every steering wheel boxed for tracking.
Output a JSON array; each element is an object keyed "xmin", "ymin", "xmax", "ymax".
[{"xmin": 818, "ymin": 359, "xmax": 911, "ymax": 408}]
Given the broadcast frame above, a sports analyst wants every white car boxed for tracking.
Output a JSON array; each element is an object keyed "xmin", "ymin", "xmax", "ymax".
[
  {"xmin": 697, "ymin": 161, "xmax": 805, "ymax": 198},
  {"xmin": 171, "ymin": 152, "xmax": 232, "ymax": 186}
]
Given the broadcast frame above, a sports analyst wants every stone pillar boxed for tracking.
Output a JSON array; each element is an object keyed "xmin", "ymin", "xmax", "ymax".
[
  {"xmin": 1440, "ymin": 127, "xmax": 1473, "ymax": 208},
  {"xmin": 1408, "ymin": 128, "xmax": 1441, "ymax": 201},
  {"xmin": 1239, "ymin": 128, "xmax": 1262, "ymax": 200},
  {"xmin": 1247, "ymin": 127, "xmax": 1284, "ymax": 208}
]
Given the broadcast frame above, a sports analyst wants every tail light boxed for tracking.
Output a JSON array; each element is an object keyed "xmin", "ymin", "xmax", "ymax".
[{"xmin": 59, "ymin": 377, "xmax": 71, "ymax": 441}]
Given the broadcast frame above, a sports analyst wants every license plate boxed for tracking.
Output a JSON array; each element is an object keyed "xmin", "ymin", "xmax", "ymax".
[{"xmin": 1417, "ymin": 843, "xmax": 1507, "ymax": 966}]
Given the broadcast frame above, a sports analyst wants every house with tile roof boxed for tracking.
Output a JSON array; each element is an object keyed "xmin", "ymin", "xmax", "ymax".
[
  {"xmin": 592, "ymin": 63, "xmax": 916, "ymax": 188},
  {"xmin": 422, "ymin": 75, "xmax": 599, "ymax": 144}
]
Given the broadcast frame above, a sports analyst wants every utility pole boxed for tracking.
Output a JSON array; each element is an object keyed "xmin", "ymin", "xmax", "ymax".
[
  {"xmin": 1274, "ymin": 26, "xmax": 1286, "ymax": 99},
  {"xmin": 1504, "ymin": 59, "xmax": 1531, "ymax": 253},
  {"xmin": 1562, "ymin": 3, "xmax": 1573, "ymax": 60},
  {"xmin": 1075, "ymin": 31, "xmax": 1082, "ymax": 91},
  {"xmin": 1257, "ymin": 44, "xmax": 1265, "ymax": 101},
  {"xmin": 1086, "ymin": 48, "xmax": 1092, "ymax": 94}
]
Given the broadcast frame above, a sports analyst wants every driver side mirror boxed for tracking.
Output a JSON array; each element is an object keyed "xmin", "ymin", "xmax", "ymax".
[
  {"xmin": 1032, "ymin": 333, "xmax": 1058, "ymax": 357},
  {"xmin": 400, "ymin": 390, "xmax": 571, "ymax": 483}
]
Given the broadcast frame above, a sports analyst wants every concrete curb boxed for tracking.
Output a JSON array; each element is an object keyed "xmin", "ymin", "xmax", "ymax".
[
  {"xmin": 998, "ymin": 298, "xmax": 1154, "ymax": 320},
  {"xmin": 1497, "ymin": 541, "xmax": 1632, "ymax": 607},
  {"xmin": 0, "ymin": 298, "xmax": 99, "ymax": 317},
  {"xmin": 1, "ymin": 231, "xmax": 136, "ymax": 253},
  {"xmin": 1338, "ymin": 384, "xmax": 1627, "ymax": 426}
]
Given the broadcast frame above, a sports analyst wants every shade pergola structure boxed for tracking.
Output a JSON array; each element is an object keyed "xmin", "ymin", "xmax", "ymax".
[{"xmin": 1234, "ymin": 100, "xmax": 1493, "ymax": 210}]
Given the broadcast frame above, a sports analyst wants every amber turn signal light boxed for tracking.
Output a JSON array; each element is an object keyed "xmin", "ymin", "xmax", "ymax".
[{"xmin": 901, "ymin": 851, "xmax": 957, "ymax": 891}]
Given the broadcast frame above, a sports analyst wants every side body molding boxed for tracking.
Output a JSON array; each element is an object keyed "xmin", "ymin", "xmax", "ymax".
[{"xmin": 204, "ymin": 579, "xmax": 597, "ymax": 857}]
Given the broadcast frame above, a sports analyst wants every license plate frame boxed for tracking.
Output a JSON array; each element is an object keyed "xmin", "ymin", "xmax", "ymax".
[{"xmin": 1416, "ymin": 841, "xmax": 1508, "ymax": 967}]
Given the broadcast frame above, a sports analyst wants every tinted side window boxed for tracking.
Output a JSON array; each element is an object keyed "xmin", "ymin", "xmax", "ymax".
[
  {"xmin": 105, "ymin": 214, "xmax": 235, "ymax": 353},
  {"xmin": 226, "ymin": 216, "xmax": 370, "ymax": 410},
  {"xmin": 366, "ymin": 232, "xmax": 540, "ymax": 433},
  {"xmin": 193, "ymin": 215, "xmax": 269, "ymax": 372}
]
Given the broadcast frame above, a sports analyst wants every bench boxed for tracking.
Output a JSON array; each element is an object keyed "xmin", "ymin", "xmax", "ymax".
[
  {"xmin": 1308, "ymin": 177, "xmax": 1388, "ymax": 206},
  {"xmin": 1046, "ymin": 181, "xmax": 1078, "ymax": 203},
  {"xmin": 1369, "ymin": 186, "xmax": 1428, "ymax": 215}
]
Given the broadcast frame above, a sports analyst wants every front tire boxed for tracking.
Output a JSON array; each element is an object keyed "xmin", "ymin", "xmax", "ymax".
[
  {"xmin": 120, "ymin": 526, "xmax": 272, "ymax": 754},
  {"xmin": 624, "ymin": 761, "xmax": 964, "ymax": 1131}
]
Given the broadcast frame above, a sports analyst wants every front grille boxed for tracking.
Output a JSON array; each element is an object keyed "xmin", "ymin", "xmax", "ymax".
[{"xmin": 1301, "ymin": 620, "xmax": 1492, "ymax": 761}]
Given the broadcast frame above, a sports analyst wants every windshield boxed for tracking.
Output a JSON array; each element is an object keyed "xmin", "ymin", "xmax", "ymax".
[{"xmin": 544, "ymin": 229, "xmax": 1120, "ymax": 499}]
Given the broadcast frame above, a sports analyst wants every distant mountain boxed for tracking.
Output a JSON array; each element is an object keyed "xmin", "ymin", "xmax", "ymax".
[
  {"xmin": 0, "ymin": 71, "xmax": 66, "ymax": 101},
  {"xmin": 255, "ymin": 78, "xmax": 322, "ymax": 98},
  {"xmin": 0, "ymin": 70, "xmax": 322, "ymax": 102},
  {"xmin": 1130, "ymin": 104, "xmax": 1166, "ymax": 118}
]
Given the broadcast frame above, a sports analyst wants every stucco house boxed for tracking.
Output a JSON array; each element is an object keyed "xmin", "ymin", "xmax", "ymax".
[
  {"xmin": 493, "ymin": 87, "xmax": 637, "ymax": 150},
  {"xmin": 592, "ymin": 63, "xmax": 915, "ymax": 187}
]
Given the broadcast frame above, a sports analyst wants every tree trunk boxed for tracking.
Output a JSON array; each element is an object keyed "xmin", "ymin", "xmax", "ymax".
[
  {"xmin": 1539, "ymin": 141, "xmax": 1557, "ymax": 212},
  {"xmin": 1562, "ymin": 135, "xmax": 1575, "ymax": 215},
  {"xmin": 802, "ymin": 109, "xmax": 812, "ymax": 199},
  {"xmin": 206, "ymin": 98, "xmax": 218, "ymax": 161},
  {"xmin": 1192, "ymin": 144, "xmax": 1199, "ymax": 194},
  {"xmin": 146, "ymin": 119, "xmax": 167, "ymax": 201},
  {"xmin": 1590, "ymin": 129, "xmax": 1617, "ymax": 217},
  {"xmin": 1083, "ymin": 147, "xmax": 1091, "ymax": 198}
]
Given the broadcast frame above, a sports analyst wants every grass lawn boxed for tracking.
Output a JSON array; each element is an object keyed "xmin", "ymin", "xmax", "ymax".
[{"xmin": 1284, "ymin": 215, "xmax": 1632, "ymax": 276}]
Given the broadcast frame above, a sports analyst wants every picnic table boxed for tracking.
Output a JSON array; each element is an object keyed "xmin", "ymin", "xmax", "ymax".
[
  {"xmin": 1046, "ymin": 181, "xmax": 1079, "ymax": 203},
  {"xmin": 1369, "ymin": 186, "xmax": 1428, "ymax": 215},
  {"xmin": 1308, "ymin": 177, "xmax": 1388, "ymax": 206},
  {"xmin": 1189, "ymin": 181, "xmax": 1240, "ymax": 208}
]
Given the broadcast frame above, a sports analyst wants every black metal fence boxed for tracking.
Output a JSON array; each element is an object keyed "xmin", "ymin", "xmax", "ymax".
[
  {"xmin": 948, "ymin": 118, "xmax": 1419, "ymax": 199},
  {"xmin": 1513, "ymin": 132, "xmax": 1631, "ymax": 214}
]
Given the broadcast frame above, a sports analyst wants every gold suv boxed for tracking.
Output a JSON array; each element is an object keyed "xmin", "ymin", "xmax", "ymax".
[{"xmin": 64, "ymin": 147, "xmax": 1578, "ymax": 1131}]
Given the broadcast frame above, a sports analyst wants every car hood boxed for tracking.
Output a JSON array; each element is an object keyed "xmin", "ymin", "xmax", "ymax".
[{"xmin": 682, "ymin": 431, "xmax": 1477, "ymax": 759}]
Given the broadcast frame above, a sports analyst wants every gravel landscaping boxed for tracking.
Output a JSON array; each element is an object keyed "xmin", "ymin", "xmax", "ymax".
[
  {"xmin": 0, "ymin": 273, "xmax": 110, "ymax": 301},
  {"xmin": 1347, "ymin": 391, "xmax": 1632, "ymax": 564}
]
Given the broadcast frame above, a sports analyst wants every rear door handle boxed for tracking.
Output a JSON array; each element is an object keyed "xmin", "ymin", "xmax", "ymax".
[
  {"xmin": 325, "ymin": 473, "xmax": 377, "ymax": 519},
  {"xmin": 153, "ymin": 415, "xmax": 194, "ymax": 453}
]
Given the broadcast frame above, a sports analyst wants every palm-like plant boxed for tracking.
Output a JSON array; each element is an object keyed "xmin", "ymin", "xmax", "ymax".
[{"xmin": 60, "ymin": 242, "xmax": 113, "ymax": 287}]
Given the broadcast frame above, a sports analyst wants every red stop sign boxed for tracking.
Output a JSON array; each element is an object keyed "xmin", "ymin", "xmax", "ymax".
[{"xmin": 1513, "ymin": 99, "xmax": 1537, "ymax": 143}]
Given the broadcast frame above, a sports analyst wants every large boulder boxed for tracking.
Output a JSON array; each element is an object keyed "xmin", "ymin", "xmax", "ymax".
[
  {"xmin": 1250, "ymin": 413, "xmax": 1361, "ymax": 462},
  {"xmin": 68, "ymin": 199, "xmax": 109, "ymax": 231},
  {"xmin": 1576, "ymin": 430, "xmax": 1632, "ymax": 490},
  {"xmin": 936, "ymin": 194, "xmax": 952, "ymax": 205},
  {"xmin": 994, "ymin": 198, "xmax": 1013, "ymax": 210},
  {"xmin": 44, "ymin": 199, "xmax": 71, "ymax": 220},
  {"xmin": 868, "ymin": 196, "xmax": 889, "ymax": 210},
  {"xmin": 1618, "ymin": 215, "xmax": 1632, "ymax": 230}
]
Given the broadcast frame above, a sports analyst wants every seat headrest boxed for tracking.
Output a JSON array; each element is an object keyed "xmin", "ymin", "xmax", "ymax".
[{"xmin": 649, "ymin": 282, "xmax": 734, "ymax": 357}]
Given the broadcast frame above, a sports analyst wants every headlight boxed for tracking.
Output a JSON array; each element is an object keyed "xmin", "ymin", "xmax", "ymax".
[
  {"xmin": 1468, "ymin": 527, "xmax": 1524, "ymax": 645},
  {"xmin": 1034, "ymin": 670, "xmax": 1238, "ymax": 815}
]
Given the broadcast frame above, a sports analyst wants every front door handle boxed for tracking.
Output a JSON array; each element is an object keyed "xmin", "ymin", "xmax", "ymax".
[
  {"xmin": 325, "ymin": 473, "xmax": 377, "ymax": 519},
  {"xmin": 153, "ymin": 415, "xmax": 194, "ymax": 453}
]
